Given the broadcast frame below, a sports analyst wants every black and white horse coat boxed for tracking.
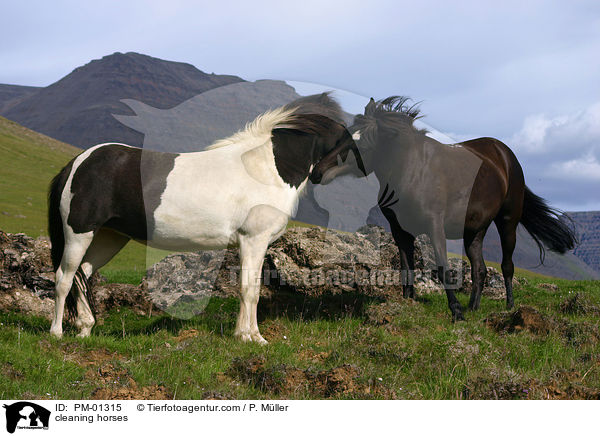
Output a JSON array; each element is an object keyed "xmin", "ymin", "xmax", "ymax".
[{"xmin": 48, "ymin": 95, "xmax": 360, "ymax": 343}]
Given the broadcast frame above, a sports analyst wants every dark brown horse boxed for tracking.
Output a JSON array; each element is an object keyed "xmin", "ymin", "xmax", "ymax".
[{"xmin": 313, "ymin": 96, "xmax": 577, "ymax": 320}]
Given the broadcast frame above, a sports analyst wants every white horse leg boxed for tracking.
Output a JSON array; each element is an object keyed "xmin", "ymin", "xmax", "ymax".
[
  {"xmin": 233, "ymin": 205, "xmax": 289, "ymax": 344},
  {"xmin": 235, "ymin": 235, "xmax": 269, "ymax": 344},
  {"xmin": 75, "ymin": 228, "xmax": 130, "ymax": 337},
  {"xmin": 50, "ymin": 231, "xmax": 94, "ymax": 338}
]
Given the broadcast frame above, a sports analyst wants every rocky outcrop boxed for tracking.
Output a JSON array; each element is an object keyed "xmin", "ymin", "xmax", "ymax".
[
  {"xmin": 143, "ymin": 225, "xmax": 515, "ymax": 316},
  {"xmin": 0, "ymin": 230, "xmax": 157, "ymax": 319},
  {"xmin": 570, "ymin": 211, "xmax": 600, "ymax": 273},
  {"xmin": 1, "ymin": 226, "xmax": 517, "ymax": 320},
  {"xmin": 0, "ymin": 231, "xmax": 54, "ymax": 296}
]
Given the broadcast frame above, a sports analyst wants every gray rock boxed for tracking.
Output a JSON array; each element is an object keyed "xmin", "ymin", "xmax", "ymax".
[
  {"xmin": 0, "ymin": 230, "xmax": 157, "ymax": 319},
  {"xmin": 142, "ymin": 225, "xmax": 514, "ymax": 307}
]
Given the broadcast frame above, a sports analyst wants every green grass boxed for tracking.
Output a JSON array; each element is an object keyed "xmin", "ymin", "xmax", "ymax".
[
  {"xmin": 1, "ymin": 278, "xmax": 599, "ymax": 399},
  {"xmin": 0, "ymin": 116, "xmax": 79, "ymax": 236}
]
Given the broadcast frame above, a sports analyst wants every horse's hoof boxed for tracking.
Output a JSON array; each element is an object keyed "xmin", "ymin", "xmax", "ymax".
[
  {"xmin": 49, "ymin": 328, "xmax": 63, "ymax": 339},
  {"xmin": 252, "ymin": 334, "xmax": 269, "ymax": 346},
  {"xmin": 234, "ymin": 331, "xmax": 251, "ymax": 342},
  {"xmin": 235, "ymin": 331, "xmax": 268, "ymax": 345},
  {"xmin": 452, "ymin": 310, "xmax": 465, "ymax": 322},
  {"xmin": 76, "ymin": 329, "xmax": 92, "ymax": 338}
]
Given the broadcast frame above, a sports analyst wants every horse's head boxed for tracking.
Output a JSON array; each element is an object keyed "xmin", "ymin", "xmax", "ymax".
[
  {"xmin": 346, "ymin": 96, "xmax": 425, "ymax": 173},
  {"xmin": 309, "ymin": 121, "xmax": 366, "ymax": 185}
]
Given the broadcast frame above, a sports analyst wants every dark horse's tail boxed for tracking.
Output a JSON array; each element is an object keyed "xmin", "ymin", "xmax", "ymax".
[
  {"xmin": 520, "ymin": 186, "xmax": 577, "ymax": 263},
  {"xmin": 48, "ymin": 161, "xmax": 95, "ymax": 319}
]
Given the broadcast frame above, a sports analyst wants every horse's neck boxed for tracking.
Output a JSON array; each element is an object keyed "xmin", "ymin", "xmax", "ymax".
[
  {"xmin": 372, "ymin": 134, "xmax": 450, "ymax": 200},
  {"xmin": 271, "ymin": 130, "xmax": 317, "ymax": 190},
  {"xmin": 374, "ymin": 136, "xmax": 421, "ymax": 178}
]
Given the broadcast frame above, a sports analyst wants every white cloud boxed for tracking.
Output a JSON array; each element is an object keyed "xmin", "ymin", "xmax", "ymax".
[
  {"xmin": 511, "ymin": 114, "xmax": 556, "ymax": 152},
  {"xmin": 547, "ymin": 156, "xmax": 600, "ymax": 182},
  {"xmin": 508, "ymin": 101, "xmax": 600, "ymax": 210},
  {"xmin": 511, "ymin": 102, "xmax": 600, "ymax": 155}
]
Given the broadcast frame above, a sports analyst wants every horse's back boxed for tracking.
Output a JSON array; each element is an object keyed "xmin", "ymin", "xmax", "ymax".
[
  {"xmin": 460, "ymin": 137, "xmax": 525, "ymax": 229},
  {"xmin": 460, "ymin": 137, "xmax": 522, "ymax": 182},
  {"xmin": 64, "ymin": 143, "xmax": 178, "ymax": 240}
]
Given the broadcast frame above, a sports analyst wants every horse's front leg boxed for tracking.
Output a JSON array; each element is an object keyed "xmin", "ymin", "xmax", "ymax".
[
  {"xmin": 395, "ymin": 229, "xmax": 416, "ymax": 299},
  {"xmin": 235, "ymin": 235, "xmax": 269, "ymax": 345},
  {"xmin": 381, "ymin": 207, "xmax": 416, "ymax": 299},
  {"xmin": 430, "ymin": 224, "xmax": 464, "ymax": 321}
]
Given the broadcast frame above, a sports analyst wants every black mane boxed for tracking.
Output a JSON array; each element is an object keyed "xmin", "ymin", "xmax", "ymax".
[
  {"xmin": 271, "ymin": 93, "xmax": 353, "ymax": 188},
  {"xmin": 367, "ymin": 95, "xmax": 423, "ymax": 120},
  {"xmin": 283, "ymin": 92, "xmax": 346, "ymax": 125},
  {"xmin": 352, "ymin": 96, "xmax": 428, "ymax": 150},
  {"xmin": 274, "ymin": 92, "xmax": 347, "ymax": 140}
]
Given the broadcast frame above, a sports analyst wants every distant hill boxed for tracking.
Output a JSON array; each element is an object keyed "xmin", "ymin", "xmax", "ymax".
[
  {"xmin": 569, "ymin": 211, "xmax": 600, "ymax": 273},
  {"xmin": 366, "ymin": 206, "xmax": 598, "ymax": 280},
  {"xmin": 0, "ymin": 84, "xmax": 40, "ymax": 113},
  {"xmin": 447, "ymin": 224, "xmax": 600, "ymax": 280},
  {"xmin": 0, "ymin": 116, "xmax": 79, "ymax": 236},
  {"xmin": 1, "ymin": 52, "xmax": 244, "ymax": 148}
]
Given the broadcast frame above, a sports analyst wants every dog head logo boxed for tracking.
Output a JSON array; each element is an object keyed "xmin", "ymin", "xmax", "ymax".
[{"xmin": 3, "ymin": 402, "xmax": 50, "ymax": 433}]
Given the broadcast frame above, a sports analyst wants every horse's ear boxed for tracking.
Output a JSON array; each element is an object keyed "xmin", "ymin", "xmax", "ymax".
[{"xmin": 365, "ymin": 98, "xmax": 377, "ymax": 115}]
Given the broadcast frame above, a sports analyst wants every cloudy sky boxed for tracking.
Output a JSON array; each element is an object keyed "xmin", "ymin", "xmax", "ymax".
[{"xmin": 1, "ymin": 0, "xmax": 599, "ymax": 210}]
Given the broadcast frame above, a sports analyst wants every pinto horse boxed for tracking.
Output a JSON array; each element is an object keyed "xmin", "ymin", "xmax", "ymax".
[
  {"xmin": 317, "ymin": 96, "xmax": 577, "ymax": 321},
  {"xmin": 48, "ymin": 93, "xmax": 363, "ymax": 343}
]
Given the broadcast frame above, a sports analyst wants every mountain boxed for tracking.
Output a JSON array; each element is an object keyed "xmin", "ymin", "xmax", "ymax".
[
  {"xmin": 447, "ymin": 224, "xmax": 600, "ymax": 280},
  {"xmin": 569, "ymin": 211, "xmax": 600, "ymax": 273},
  {"xmin": 0, "ymin": 84, "xmax": 40, "ymax": 113},
  {"xmin": 1, "ymin": 52, "xmax": 244, "ymax": 148},
  {"xmin": 366, "ymin": 207, "xmax": 598, "ymax": 280}
]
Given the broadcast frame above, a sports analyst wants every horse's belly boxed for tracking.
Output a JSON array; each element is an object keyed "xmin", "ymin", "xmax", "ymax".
[
  {"xmin": 146, "ymin": 232, "xmax": 234, "ymax": 251},
  {"xmin": 150, "ymin": 199, "xmax": 237, "ymax": 250}
]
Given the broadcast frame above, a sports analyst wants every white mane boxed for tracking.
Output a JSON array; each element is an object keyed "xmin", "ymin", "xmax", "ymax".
[{"xmin": 205, "ymin": 106, "xmax": 297, "ymax": 150}]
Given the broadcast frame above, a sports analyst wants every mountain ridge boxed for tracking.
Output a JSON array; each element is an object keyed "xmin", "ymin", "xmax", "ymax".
[
  {"xmin": 0, "ymin": 84, "xmax": 41, "ymax": 113},
  {"xmin": 1, "ymin": 52, "xmax": 244, "ymax": 148}
]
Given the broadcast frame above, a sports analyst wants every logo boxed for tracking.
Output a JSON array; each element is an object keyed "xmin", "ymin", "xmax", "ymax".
[{"xmin": 2, "ymin": 402, "xmax": 50, "ymax": 434}]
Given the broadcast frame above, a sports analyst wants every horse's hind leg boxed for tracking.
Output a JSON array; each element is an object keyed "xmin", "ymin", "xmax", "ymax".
[
  {"xmin": 50, "ymin": 231, "xmax": 94, "ymax": 338},
  {"xmin": 495, "ymin": 216, "xmax": 518, "ymax": 310},
  {"xmin": 464, "ymin": 229, "xmax": 487, "ymax": 311},
  {"xmin": 75, "ymin": 228, "xmax": 130, "ymax": 337}
]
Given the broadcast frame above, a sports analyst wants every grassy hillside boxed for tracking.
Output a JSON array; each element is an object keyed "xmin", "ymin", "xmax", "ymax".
[
  {"xmin": 0, "ymin": 115, "xmax": 79, "ymax": 236},
  {"xmin": 0, "ymin": 116, "xmax": 168, "ymax": 280}
]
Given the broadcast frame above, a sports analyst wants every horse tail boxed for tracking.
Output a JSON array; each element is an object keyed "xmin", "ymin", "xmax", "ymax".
[
  {"xmin": 519, "ymin": 186, "xmax": 577, "ymax": 263},
  {"xmin": 48, "ymin": 160, "xmax": 92, "ymax": 319},
  {"xmin": 48, "ymin": 163, "xmax": 70, "ymax": 273}
]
